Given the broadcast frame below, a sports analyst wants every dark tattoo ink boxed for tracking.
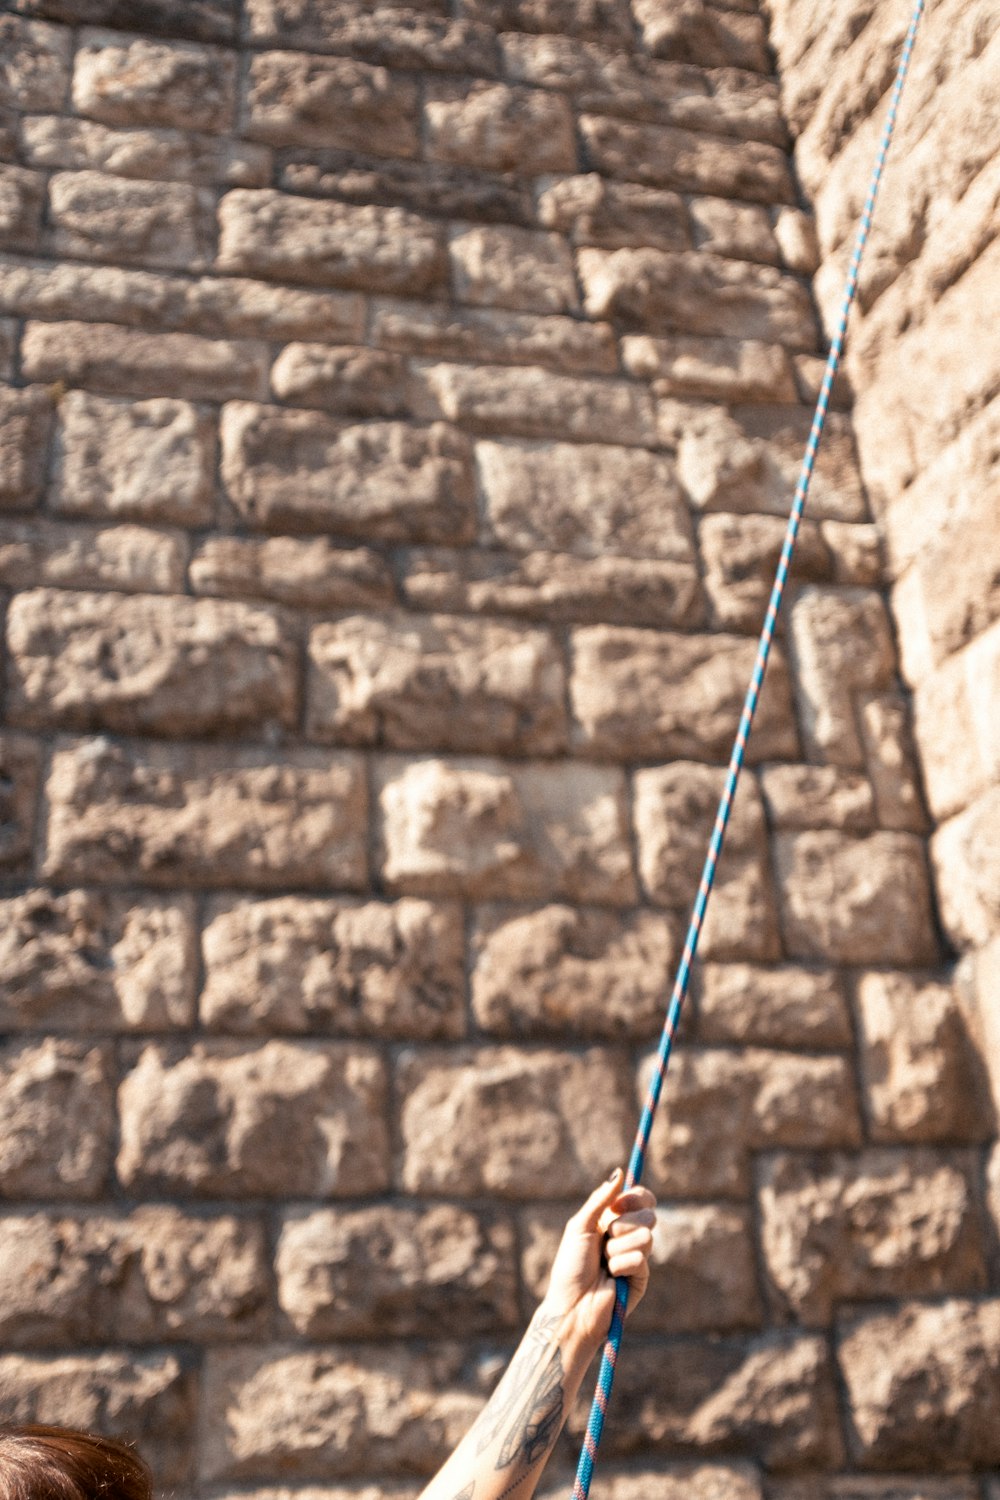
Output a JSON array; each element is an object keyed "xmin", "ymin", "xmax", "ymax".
[
  {"xmin": 496, "ymin": 1348, "xmax": 565, "ymax": 1470},
  {"xmin": 473, "ymin": 1314, "xmax": 561, "ymax": 1457},
  {"xmin": 450, "ymin": 1486, "xmax": 474, "ymax": 1500}
]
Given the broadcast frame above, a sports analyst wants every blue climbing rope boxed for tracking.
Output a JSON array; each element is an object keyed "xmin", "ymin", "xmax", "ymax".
[{"xmin": 571, "ymin": 3, "xmax": 926, "ymax": 1494}]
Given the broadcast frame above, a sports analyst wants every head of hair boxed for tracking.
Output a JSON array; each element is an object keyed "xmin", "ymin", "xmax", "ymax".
[{"xmin": 0, "ymin": 1427, "xmax": 153, "ymax": 1500}]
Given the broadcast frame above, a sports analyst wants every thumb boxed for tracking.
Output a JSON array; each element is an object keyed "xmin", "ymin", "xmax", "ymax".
[{"xmin": 574, "ymin": 1168, "xmax": 624, "ymax": 1232}]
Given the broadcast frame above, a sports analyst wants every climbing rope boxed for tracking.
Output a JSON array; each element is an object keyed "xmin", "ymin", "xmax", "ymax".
[{"xmin": 571, "ymin": 3, "xmax": 926, "ymax": 1494}]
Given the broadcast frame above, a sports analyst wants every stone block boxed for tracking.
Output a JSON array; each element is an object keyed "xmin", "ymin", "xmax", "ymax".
[
  {"xmin": 0, "ymin": 889, "xmax": 196, "ymax": 1032},
  {"xmin": 0, "ymin": 163, "xmax": 46, "ymax": 251},
  {"xmin": 190, "ymin": 536, "xmax": 394, "ymax": 611},
  {"xmin": 414, "ymin": 362, "xmax": 656, "ymax": 446},
  {"xmin": 7, "ymin": 589, "xmax": 297, "ymax": 736},
  {"xmin": 22, "ymin": 320, "xmax": 269, "ymax": 402},
  {"xmin": 623, "ymin": 333, "xmax": 796, "ymax": 404},
  {"xmin": 73, "ymin": 29, "xmax": 236, "ymax": 131},
  {"xmin": 697, "ymin": 964, "xmax": 852, "ymax": 1049},
  {"xmin": 450, "ymin": 224, "xmax": 579, "ymax": 315},
  {"xmin": 201, "ymin": 896, "xmax": 465, "ymax": 1040},
  {"xmin": 0, "ymin": 384, "xmax": 54, "ymax": 510},
  {"xmin": 572, "ymin": 626, "xmax": 798, "ymax": 762},
  {"xmin": 0, "ymin": 1208, "xmax": 268, "ymax": 1345},
  {"xmin": 759, "ymin": 765, "xmax": 876, "ymax": 832},
  {"xmin": 758, "ymin": 1150, "xmax": 987, "ymax": 1325},
  {"xmin": 788, "ymin": 587, "xmax": 897, "ymax": 766},
  {"xmin": 0, "ymin": 1039, "xmax": 113, "ymax": 1200},
  {"xmin": 593, "ymin": 1468, "xmax": 763, "ymax": 1500},
  {"xmin": 931, "ymin": 786, "xmax": 1000, "ymax": 952},
  {"xmin": 689, "ymin": 197, "xmax": 779, "ymax": 267},
  {"xmin": 579, "ymin": 116, "xmax": 792, "ymax": 202},
  {"xmin": 44, "ymin": 739, "xmax": 368, "ymax": 891},
  {"xmin": 538, "ymin": 174, "xmax": 691, "ymax": 254},
  {"xmin": 699, "ymin": 513, "xmax": 832, "ymax": 631},
  {"xmin": 244, "ymin": 2, "xmax": 497, "ymax": 73},
  {"xmin": 858, "ymin": 690, "xmax": 926, "ymax": 833},
  {"xmin": 855, "ymin": 972, "xmax": 995, "ymax": 1145},
  {"xmin": 397, "ymin": 1046, "xmax": 632, "ymax": 1196},
  {"xmin": 245, "ymin": 51, "xmax": 419, "ymax": 155},
  {"xmin": 0, "ymin": 732, "xmax": 42, "ymax": 871},
  {"xmin": 821, "ymin": 521, "xmax": 883, "ymax": 586},
  {"xmin": 774, "ymin": 832, "xmax": 938, "ymax": 966},
  {"xmin": 220, "ymin": 403, "xmax": 476, "ymax": 542},
  {"xmin": 377, "ymin": 756, "xmax": 636, "ymax": 904},
  {"xmin": 913, "ymin": 621, "xmax": 1000, "ymax": 821},
  {"xmin": 633, "ymin": 0, "xmax": 769, "ymax": 69},
  {"xmin": 0, "ymin": 16, "xmax": 71, "ymax": 112},
  {"xmin": 471, "ymin": 904, "xmax": 675, "ymax": 1039},
  {"xmin": 371, "ymin": 298, "xmax": 616, "ymax": 375},
  {"xmin": 307, "ymin": 611, "xmax": 566, "ymax": 755},
  {"xmin": 426, "ymin": 80, "xmax": 575, "ymax": 172},
  {"xmin": 270, "ymin": 343, "xmax": 410, "ymax": 418},
  {"xmin": 838, "ymin": 1300, "xmax": 1000, "ymax": 1468},
  {"xmin": 218, "ymin": 189, "xmax": 448, "ymax": 294},
  {"xmin": 276, "ymin": 1204, "xmax": 518, "ymax": 1337},
  {"xmin": 461, "ymin": 0, "xmax": 633, "ymax": 44},
  {"xmin": 21, "ymin": 115, "xmax": 271, "ymax": 188},
  {"xmin": 0, "ymin": 519, "xmax": 187, "ymax": 595},
  {"xmin": 118, "ymin": 1041, "xmax": 388, "ymax": 1197},
  {"xmin": 46, "ymin": 170, "xmax": 214, "ymax": 273}
]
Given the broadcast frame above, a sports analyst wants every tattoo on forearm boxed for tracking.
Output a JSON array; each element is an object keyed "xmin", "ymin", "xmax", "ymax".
[
  {"xmin": 450, "ymin": 1486, "xmax": 474, "ymax": 1500},
  {"xmin": 473, "ymin": 1314, "xmax": 561, "ymax": 1457},
  {"xmin": 496, "ymin": 1351, "xmax": 564, "ymax": 1470}
]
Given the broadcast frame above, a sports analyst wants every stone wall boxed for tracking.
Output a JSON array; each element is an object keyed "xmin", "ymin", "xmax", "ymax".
[{"xmin": 0, "ymin": 2, "xmax": 997, "ymax": 1497}]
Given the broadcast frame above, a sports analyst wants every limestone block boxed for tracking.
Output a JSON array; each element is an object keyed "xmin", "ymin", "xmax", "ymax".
[
  {"xmin": 462, "ymin": 0, "xmax": 633, "ymax": 44},
  {"xmin": 0, "ymin": 16, "xmax": 72, "ymax": 112},
  {"xmin": 689, "ymin": 197, "xmax": 779, "ymax": 267},
  {"xmin": 0, "ymin": 384, "xmax": 54, "ymax": 510},
  {"xmin": 632, "ymin": 0, "xmax": 769, "ymax": 69},
  {"xmin": 471, "ymin": 904, "xmax": 675, "ymax": 1039},
  {"xmin": 0, "ymin": 889, "xmax": 196, "ymax": 1032},
  {"xmin": 477, "ymin": 439, "xmax": 694, "ymax": 562},
  {"xmin": 0, "ymin": 1039, "xmax": 113, "ymax": 1200},
  {"xmin": 244, "ymin": 2, "xmax": 497, "ymax": 73},
  {"xmin": 190, "ymin": 536, "xmax": 394, "ymax": 610},
  {"xmin": 22, "ymin": 320, "xmax": 269, "ymax": 402},
  {"xmin": 414, "ymin": 362, "xmax": 656, "ymax": 446},
  {"xmin": 7, "ymin": 589, "xmax": 297, "ymax": 735},
  {"xmin": 426, "ymin": 80, "xmax": 575, "ymax": 172},
  {"xmin": 372, "ymin": 298, "xmax": 616, "ymax": 375},
  {"xmin": 117, "ymin": 1041, "xmax": 388, "ymax": 1197},
  {"xmin": 0, "ymin": 163, "xmax": 46, "ymax": 251},
  {"xmin": 572, "ymin": 626, "xmax": 798, "ymax": 762},
  {"xmin": 697, "ymin": 964, "xmax": 852, "ymax": 1049},
  {"xmin": 931, "ymin": 786, "xmax": 1000, "ymax": 951},
  {"xmin": 579, "ymin": 118, "xmax": 793, "ymax": 203},
  {"xmin": 46, "ymin": 170, "xmax": 215, "ymax": 273},
  {"xmin": 858, "ymin": 690, "xmax": 926, "ymax": 833},
  {"xmin": 595, "ymin": 1469, "xmax": 763, "ymax": 1500},
  {"xmin": 760, "ymin": 765, "xmax": 876, "ymax": 832},
  {"xmin": 820, "ymin": 521, "xmax": 883, "ymax": 586},
  {"xmin": 699, "ymin": 513, "xmax": 832, "ymax": 630},
  {"xmin": 201, "ymin": 1345, "xmax": 480, "ymax": 1481},
  {"xmin": 775, "ymin": 831, "xmax": 938, "ymax": 966},
  {"xmin": 773, "ymin": 206, "xmax": 820, "ymax": 274},
  {"xmin": 44, "ymin": 739, "xmax": 368, "ymax": 891},
  {"xmin": 0, "ymin": 520, "xmax": 186, "ymax": 595},
  {"xmin": 538, "ymin": 174, "xmax": 691, "ymax": 254},
  {"xmin": 220, "ymin": 403, "xmax": 475, "ymax": 542},
  {"xmin": 0, "ymin": 732, "xmax": 42, "ymax": 871},
  {"xmin": 52, "ymin": 390, "xmax": 214, "ymax": 524},
  {"xmin": 217, "ymin": 189, "xmax": 448, "ymax": 294},
  {"xmin": 276, "ymin": 1204, "xmax": 517, "ymax": 1337},
  {"xmin": 789, "ymin": 588, "xmax": 897, "ymax": 765},
  {"xmin": 245, "ymin": 52, "xmax": 419, "ymax": 155},
  {"xmin": 913, "ymin": 621, "xmax": 1000, "ymax": 821},
  {"xmin": 397, "ymin": 1046, "xmax": 632, "ymax": 1196},
  {"xmin": 623, "ymin": 333, "xmax": 796, "ymax": 404},
  {"xmin": 307, "ymin": 612, "xmax": 567, "ymax": 754},
  {"xmin": 758, "ymin": 1150, "xmax": 987, "ymax": 1325},
  {"xmin": 856, "ymin": 971, "xmax": 995, "ymax": 1144},
  {"xmin": 21, "ymin": 116, "xmax": 270, "ymax": 189},
  {"xmin": 201, "ymin": 896, "xmax": 465, "ymax": 1040},
  {"xmin": 450, "ymin": 225, "xmax": 579, "ymax": 316},
  {"xmin": 377, "ymin": 756, "xmax": 636, "ymax": 904},
  {"xmin": 270, "ymin": 343, "xmax": 409, "ymax": 419},
  {"xmin": 642, "ymin": 1047, "xmax": 861, "ymax": 1198},
  {"xmin": 838, "ymin": 1300, "xmax": 1000, "ymax": 1468},
  {"xmin": 0, "ymin": 1208, "xmax": 268, "ymax": 1345},
  {"xmin": 73, "ymin": 29, "xmax": 236, "ymax": 131}
]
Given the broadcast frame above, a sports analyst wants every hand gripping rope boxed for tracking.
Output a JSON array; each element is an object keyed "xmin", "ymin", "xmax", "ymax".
[{"xmin": 570, "ymin": 3, "xmax": 926, "ymax": 1495}]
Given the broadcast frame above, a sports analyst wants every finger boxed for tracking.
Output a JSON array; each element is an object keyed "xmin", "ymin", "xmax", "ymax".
[
  {"xmin": 606, "ymin": 1208, "xmax": 656, "ymax": 1237},
  {"xmin": 573, "ymin": 1168, "xmax": 624, "ymax": 1232},
  {"xmin": 604, "ymin": 1225, "xmax": 653, "ymax": 1259},
  {"xmin": 607, "ymin": 1245, "xmax": 651, "ymax": 1279},
  {"xmin": 609, "ymin": 1187, "xmax": 656, "ymax": 1214}
]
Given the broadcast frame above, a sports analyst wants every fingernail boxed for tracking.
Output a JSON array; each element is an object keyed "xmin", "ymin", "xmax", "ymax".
[{"xmin": 607, "ymin": 1167, "xmax": 622, "ymax": 1182}]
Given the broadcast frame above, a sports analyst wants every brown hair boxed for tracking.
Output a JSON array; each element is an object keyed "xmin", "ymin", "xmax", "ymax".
[{"xmin": 0, "ymin": 1427, "xmax": 152, "ymax": 1500}]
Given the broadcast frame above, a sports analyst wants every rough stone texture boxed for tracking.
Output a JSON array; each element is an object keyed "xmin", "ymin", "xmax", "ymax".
[
  {"xmin": 0, "ymin": 1039, "xmax": 114, "ymax": 1199},
  {"xmin": 0, "ymin": 383, "xmax": 54, "ymax": 510},
  {"xmin": 697, "ymin": 964, "xmax": 852, "ymax": 1049},
  {"xmin": 0, "ymin": 519, "xmax": 187, "ymax": 595},
  {"xmin": 73, "ymin": 30, "xmax": 237, "ymax": 132}
]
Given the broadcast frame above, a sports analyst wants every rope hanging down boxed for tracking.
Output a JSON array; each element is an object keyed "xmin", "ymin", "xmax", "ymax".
[{"xmin": 571, "ymin": 3, "xmax": 927, "ymax": 1495}]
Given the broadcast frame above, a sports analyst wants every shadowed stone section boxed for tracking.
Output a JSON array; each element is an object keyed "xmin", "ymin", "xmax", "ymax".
[
  {"xmin": 931, "ymin": 785, "xmax": 1000, "ymax": 952},
  {"xmin": 450, "ymin": 224, "xmax": 579, "ymax": 315},
  {"xmin": 758, "ymin": 1150, "xmax": 988, "ymax": 1326},
  {"xmin": 462, "ymin": 0, "xmax": 634, "ymax": 45},
  {"xmin": 276, "ymin": 1204, "xmax": 518, "ymax": 1337},
  {"xmin": 789, "ymin": 588, "xmax": 897, "ymax": 766},
  {"xmin": 0, "ymin": 384, "xmax": 54, "ymax": 510},
  {"xmin": 0, "ymin": 17, "xmax": 72, "ymax": 113},
  {"xmin": 699, "ymin": 514, "xmax": 832, "ymax": 631},
  {"xmin": 642, "ymin": 1047, "xmax": 861, "ymax": 1199},
  {"xmin": 697, "ymin": 964, "xmax": 852, "ymax": 1049},
  {"xmin": 22, "ymin": 320, "xmax": 270, "ymax": 402},
  {"xmin": 0, "ymin": 1208, "xmax": 269, "ymax": 1345},
  {"xmin": 426, "ymin": 80, "xmax": 576, "ymax": 172},
  {"xmin": 0, "ymin": 163, "xmax": 46, "ymax": 252},
  {"xmin": 200, "ymin": 1344, "xmax": 481, "ymax": 1481},
  {"xmin": 117, "ymin": 1042, "xmax": 389, "ymax": 1198},
  {"xmin": 760, "ymin": 765, "xmax": 876, "ymax": 833},
  {"xmin": 190, "ymin": 536, "xmax": 395, "ymax": 610},
  {"xmin": 415, "ymin": 361, "xmax": 656, "ymax": 445},
  {"xmin": 839, "ymin": 1300, "xmax": 1000, "ymax": 1469},
  {"xmin": 579, "ymin": 118, "xmax": 792, "ymax": 202},
  {"xmin": 51, "ymin": 390, "xmax": 214, "ymax": 524},
  {"xmin": 270, "ymin": 344, "xmax": 410, "ymax": 418},
  {"xmin": 307, "ymin": 612, "xmax": 567, "ymax": 754},
  {"xmin": 244, "ymin": 2, "xmax": 498, "ymax": 74},
  {"xmin": 470, "ymin": 904, "xmax": 675, "ymax": 1039},
  {"xmin": 73, "ymin": 29, "xmax": 236, "ymax": 131},
  {"xmin": 0, "ymin": 889, "xmax": 196, "ymax": 1031},
  {"xmin": 220, "ymin": 403, "xmax": 476, "ymax": 542},
  {"xmin": 44, "ymin": 740, "xmax": 368, "ymax": 891},
  {"xmin": 855, "ymin": 972, "xmax": 996, "ymax": 1145},
  {"xmin": 0, "ymin": 1039, "xmax": 113, "ymax": 1200},
  {"xmin": 45, "ymin": 170, "xmax": 215, "ymax": 273},
  {"xmin": 632, "ymin": 0, "xmax": 769, "ymax": 70},
  {"xmin": 0, "ymin": 519, "xmax": 186, "ymax": 595},
  {"xmin": 201, "ymin": 896, "xmax": 465, "ymax": 1040},
  {"xmin": 7, "ymin": 590, "xmax": 297, "ymax": 736},
  {"xmin": 371, "ymin": 298, "xmax": 617, "ymax": 374},
  {"xmin": 0, "ymin": 733, "xmax": 42, "ymax": 871},
  {"xmin": 377, "ymin": 756, "xmax": 636, "ymax": 904},
  {"xmin": 21, "ymin": 115, "xmax": 270, "ymax": 188},
  {"xmin": 245, "ymin": 52, "xmax": 420, "ymax": 156},
  {"xmin": 397, "ymin": 1046, "xmax": 632, "ymax": 1196}
]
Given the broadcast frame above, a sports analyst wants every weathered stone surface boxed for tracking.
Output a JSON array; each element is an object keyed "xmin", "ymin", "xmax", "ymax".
[
  {"xmin": 859, "ymin": 689, "xmax": 926, "ymax": 834},
  {"xmin": 912, "ymin": 621, "xmax": 1000, "ymax": 821},
  {"xmin": 201, "ymin": 896, "xmax": 464, "ymax": 1040},
  {"xmin": 46, "ymin": 170, "xmax": 214, "ymax": 272},
  {"xmin": 633, "ymin": 0, "xmax": 769, "ymax": 70},
  {"xmin": 13, "ymin": 0, "xmax": 240, "ymax": 43},
  {"xmin": 571, "ymin": 627, "xmax": 798, "ymax": 761},
  {"xmin": 22, "ymin": 320, "xmax": 269, "ymax": 402},
  {"xmin": 220, "ymin": 403, "xmax": 476, "ymax": 542},
  {"xmin": 279, "ymin": 145, "xmax": 534, "ymax": 225},
  {"xmin": 0, "ymin": 1208, "xmax": 268, "ymax": 1344},
  {"xmin": 931, "ymin": 786, "xmax": 1000, "ymax": 952},
  {"xmin": 190, "ymin": 535, "xmax": 394, "ymax": 610},
  {"xmin": 73, "ymin": 29, "xmax": 236, "ymax": 131},
  {"xmin": 0, "ymin": 383, "xmax": 54, "ymax": 510},
  {"xmin": 789, "ymin": 587, "xmax": 897, "ymax": 765},
  {"xmin": 308, "ymin": 612, "xmax": 566, "ymax": 754},
  {"xmin": 0, "ymin": 519, "xmax": 186, "ymax": 594},
  {"xmin": 7, "ymin": 590, "xmax": 297, "ymax": 735},
  {"xmin": 774, "ymin": 832, "xmax": 938, "ymax": 966},
  {"xmin": 0, "ymin": 1039, "xmax": 113, "ymax": 1199},
  {"xmin": 218, "ymin": 189, "xmax": 448, "ymax": 293},
  {"xmin": 623, "ymin": 332, "xmax": 796, "ymax": 404},
  {"xmin": 579, "ymin": 117, "xmax": 793, "ymax": 202},
  {"xmin": 415, "ymin": 362, "xmax": 656, "ymax": 446},
  {"xmin": 758, "ymin": 1150, "xmax": 987, "ymax": 1325},
  {"xmin": 0, "ymin": 16, "xmax": 71, "ymax": 112},
  {"xmin": 244, "ymin": 2, "xmax": 497, "ymax": 74},
  {"xmin": 118, "ymin": 1042, "xmax": 388, "ymax": 1197},
  {"xmin": 697, "ymin": 964, "xmax": 852, "ymax": 1049},
  {"xmin": 450, "ymin": 225, "xmax": 579, "ymax": 316},
  {"xmin": 0, "ymin": 163, "xmax": 46, "ymax": 251},
  {"xmin": 377, "ymin": 756, "xmax": 636, "ymax": 904},
  {"xmin": 426, "ymin": 80, "xmax": 575, "ymax": 172},
  {"xmin": 371, "ymin": 298, "xmax": 616, "ymax": 374},
  {"xmin": 0, "ymin": 732, "xmax": 42, "ymax": 871},
  {"xmin": 462, "ymin": 0, "xmax": 633, "ymax": 44},
  {"xmin": 699, "ymin": 513, "xmax": 832, "ymax": 630},
  {"xmin": 838, "ymin": 1300, "xmax": 1000, "ymax": 1468},
  {"xmin": 397, "ymin": 1046, "xmax": 632, "ymax": 1196},
  {"xmin": 855, "ymin": 972, "xmax": 995, "ymax": 1145},
  {"xmin": 245, "ymin": 52, "xmax": 419, "ymax": 155},
  {"xmin": 0, "ymin": 889, "xmax": 195, "ymax": 1031},
  {"xmin": 538, "ymin": 174, "xmax": 691, "ymax": 253},
  {"xmin": 471, "ymin": 904, "xmax": 675, "ymax": 1039},
  {"xmin": 270, "ymin": 343, "xmax": 410, "ymax": 417},
  {"xmin": 822, "ymin": 521, "xmax": 883, "ymax": 586},
  {"xmin": 593, "ymin": 1467, "xmax": 764, "ymax": 1500},
  {"xmin": 44, "ymin": 740, "xmax": 367, "ymax": 891},
  {"xmin": 759, "ymin": 765, "xmax": 876, "ymax": 832},
  {"xmin": 689, "ymin": 196, "xmax": 779, "ymax": 267},
  {"xmin": 276, "ymin": 1204, "xmax": 517, "ymax": 1337},
  {"xmin": 22, "ymin": 114, "xmax": 270, "ymax": 187}
]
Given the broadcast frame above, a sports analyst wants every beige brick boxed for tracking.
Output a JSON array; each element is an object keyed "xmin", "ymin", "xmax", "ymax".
[
  {"xmin": 46, "ymin": 170, "xmax": 215, "ymax": 273},
  {"xmin": 244, "ymin": 1, "xmax": 498, "ymax": 73},
  {"xmin": 450, "ymin": 224, "xmax": 579, "ymax": 315},
  {"xmin": 859, "ymin": 690, "xmax": 926, "ymax": 833},
  {"xmin": 426, "ymin": 80, "xmax": 575, "ymax": 172},
  {"xmin": 0, "ymin": 519, "xmax": 186, "ymax": 595},
  {"xmin": 789, "ymin": 587, "xmax": 897, "ymax": 766},
  {"xmin": 538, "ymin": 174, "xmax": 691, "ymax": 253},
  {"xmin": 270, "ymin": 343, "xmax": 410, "ymax": 418},
  {"xmin": 930, "ymin": 785, "xmax": 1000, "ymax": 951},
  {"xmin": 245, "ymin": 51, "xmax": 420, "ymax": 156},
  {"xmin": 190, "ymin": 536, "xmax": 395, "ymax": 610},
  {"xmin": 371, "ymin": 298, "xmax": 616, "ymax": 375},
  {"xmin": 698, "ymin": 964, "xmax": 852, "ymax": 1049},
  {"xmin": 22, "ymin": 320, "xmax": 269, "ymax": 402},
  {"xmin": 0, "ymin": 1039, "xmax": 113, "ymax": 1200},
  {"xmin": 698, "ymin": 513, "xmax": 832, "ymax": 631},
  {"xmin": 759, "ymin": 765, "xmax": 876, "ymax": 832},
  {"xmin": 463, "ymin": 0, "xmax": 633, "ymax": 44},
  {"xmin": 623, "ymin": 333, "xmax": 796, "ymax": 404},
  {"xmin": 0, "ymin": 383, "xmax": 54, "ymax": 510},
  {"xmin": 914, "ymin": 620, "xmax": 1000, "ymax": 821},
  {"xmin": 415, "ymin": 361, "xmax": 657, "ymax": 445},
  {"xmin": 21, "ymin": 115, "xmax": 270, "ymax": 188},
  {"xmin": 73, "ymin": 29, "xmax": 237, "ymax": 132},
  {"xmin": 579, "ymin": 116, "xmax": 793, "ymax": 202},
  {"xmin": 633, "ymin": 0, "xmax": 769, "ymax": 69},
  {"xmin": 0, "ymin": 163, "xmax": 46, "ymax": 252},
  {"xmin": 0, "ymin": 16, "xmax": 72, "ymax": 112},
  {"xmin": 689, "ymin": 196, "xmax": 779, "ymax": 266}
]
